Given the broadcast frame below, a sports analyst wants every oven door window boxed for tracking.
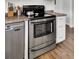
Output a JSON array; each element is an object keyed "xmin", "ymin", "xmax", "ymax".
[{"xmin": 34, "ymin": 21, "xmax": 55, "ymax": 38}]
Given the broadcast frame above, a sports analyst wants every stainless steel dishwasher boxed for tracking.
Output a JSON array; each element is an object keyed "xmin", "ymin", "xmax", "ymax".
[{"xmin": 5, "ymin": 22, "xmax": 25, "ymax": 59}]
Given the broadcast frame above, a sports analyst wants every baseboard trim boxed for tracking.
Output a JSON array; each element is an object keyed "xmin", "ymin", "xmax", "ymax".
[
  {"xmin": 66, "ymin": 24, "xmax": 74, "ymax": 28},
  {"xmin": 66, "ymin": 25, "xmax": 74, "ymax": 31}
]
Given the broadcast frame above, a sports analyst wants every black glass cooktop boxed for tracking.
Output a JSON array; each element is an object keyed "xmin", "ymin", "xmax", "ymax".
[{"xmin": 27, "ymin": 13, "xmax": 56, "ymax": 20}]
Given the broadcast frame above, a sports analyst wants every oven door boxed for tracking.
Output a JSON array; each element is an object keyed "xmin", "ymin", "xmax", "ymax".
[
  {"xmin": 29, "ymin": 18, "xmax": 56, "ymax": 48},
  {"xmin": 29, "ymin": 18, "xmax": 56, "ymax": 58},
  {"xmin": 31, "ymin": 19, "xmax": 56, "ymax": 38}
]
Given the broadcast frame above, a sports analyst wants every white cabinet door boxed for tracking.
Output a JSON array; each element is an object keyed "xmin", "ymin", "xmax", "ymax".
[{"xmin": 56, "ymin": 16, "xmax": 66, "ymax": 43}]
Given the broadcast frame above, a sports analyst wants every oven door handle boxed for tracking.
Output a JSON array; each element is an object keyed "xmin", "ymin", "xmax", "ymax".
[
  {"xmin": 31, "ymin": 21, "xmax": 46, "ymax": 24},
  {"xmin": 31, "ymin": 41, "xmax": 55, "ymax": 52},
  {"xmin": 31, "ymin": 20, "xmax": 53, "ymax": 24},
  {"xmin": 54, "ymin": 20, "xmax": 56, "ymax": 32}
]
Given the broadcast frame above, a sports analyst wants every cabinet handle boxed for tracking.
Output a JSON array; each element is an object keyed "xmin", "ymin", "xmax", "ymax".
[{"xmin": 14, "ymin": 28, "xmax": 20, "ymax": 31}]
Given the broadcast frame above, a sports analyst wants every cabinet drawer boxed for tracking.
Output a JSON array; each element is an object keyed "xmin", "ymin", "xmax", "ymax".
[
  {"xmin": 56, "ymin": 33, "xmax": 65, "ymax": 40},
  {"xmin": 56, "ymin": 17, "xmax": 65, "ymax": 25},
  {"xmin": 56, "ymin": 19, "xmax": 65, "ymax": 23},
  {"xmin": 57, "ymin": 30, "xmax": 65, "ymax": 35},
  {"xmin": 56, "ymin": 16, "xmax": 66, "ymax": 21},
  {"xmin": 57, "ymin": 24, "xmax": 65, "ymax": 28},
  {"xmin": 56, "ymin": 22, "xmax": 65, "ymax": 28},
  {"xmin": 56, "ymin": 36, "xmax": 65, "ymax": 43},
  {"xmin": 56, "ymin": 24, "xmax": 65, "ymax": 32},
  {"xmin": 56, "ymin": 29, "xmax": 65, "ymax": 38},
  {"xmin": 57, "ymin": 27, "xmax": 65, "ymax": 32},
  {"xmin": 56, "ymin": 31, "xmax": 65, "ymax": 36},
  {"xmin": 57, "ymin": 36, "xmax": 63, "ymax": 40},
  {"xmin": 56, "ymin": 20, "xmax": 65, "ymax": 25}
]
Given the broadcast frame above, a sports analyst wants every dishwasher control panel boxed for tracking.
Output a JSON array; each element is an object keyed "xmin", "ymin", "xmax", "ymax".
[{"xmin": 5, "ymin": 22, "xmax": 25, "ymax": 31}]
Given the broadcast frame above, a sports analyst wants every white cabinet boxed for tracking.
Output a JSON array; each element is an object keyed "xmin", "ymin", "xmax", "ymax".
[{"xmin": 56, "ymin": 16, "xmax": 66, "ymax": 43}]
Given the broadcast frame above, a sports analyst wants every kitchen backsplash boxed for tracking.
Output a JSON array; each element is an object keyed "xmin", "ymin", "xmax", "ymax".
[{"xmin": 5, "ymin": 0, "xmax": 55, "ymax": 12}]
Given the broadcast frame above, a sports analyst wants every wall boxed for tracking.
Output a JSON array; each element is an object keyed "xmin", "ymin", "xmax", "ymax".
[
  {"xmin": 64, "ymin": 0, "xmax": 74, "ymax": 28},
  {"xmin": 70, "ymin": 0, "xmax": 74, "ymax": 27},
  {"xmin": 55, "ymin": 0, "xmax": 74, "ymax": 28},
  {"xmin": 5, "ymin": 0, "xmax": 55, "ymax": 12}
]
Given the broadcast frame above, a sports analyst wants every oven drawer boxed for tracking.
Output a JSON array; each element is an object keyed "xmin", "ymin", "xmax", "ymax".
[
  {"xmin": 29, "ymin": 37, "xmax": 43, "ymax": 49},
  {"xmin": 29, "ymin": 40, "xmax": 56, "ymax": 58},
  {"xmin": 43, "ymin": 33, "xmax": 56, "ymax": 43},
  {"xmin": 31, "ymin": 40, "xmax": 55, "ymax": 52}
]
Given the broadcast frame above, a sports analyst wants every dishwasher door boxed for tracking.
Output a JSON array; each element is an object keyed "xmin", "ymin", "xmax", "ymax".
[{"xmin": 5, "ymin": 22, "xmax": 25, "ymax": 59}]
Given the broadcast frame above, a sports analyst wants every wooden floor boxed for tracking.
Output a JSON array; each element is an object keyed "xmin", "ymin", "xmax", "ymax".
[{"xmin": 35, "ymin": 26, "xmax": 74, "ymax": 59}]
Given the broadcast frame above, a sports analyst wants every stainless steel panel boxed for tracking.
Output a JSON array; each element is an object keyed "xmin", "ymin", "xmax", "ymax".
[
  {"xmin": 29, "ymin": 21, "xmax": 44, "ymax": 48},
  {"xmin": 29, "ymin": 40, "xmax": 56, "ymax": 58},
  {"xmin": 43, "ymin": 33, "xmax": 55, "ymax": 43},
  {"xmin": 5, "ymin": 29, "xmax": 13, "ymax": 59},
  {"xmin": 28, "ymin": 17, "xmax": 56, "ymax": 59},
  {"xmin": 5, "ymin": 22, "xmax": 25, "ymax": 59}
]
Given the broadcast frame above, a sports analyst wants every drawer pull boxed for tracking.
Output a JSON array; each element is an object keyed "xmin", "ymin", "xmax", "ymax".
[{"xmin": 14, "ymin": 28, "xmax": 20, "ymax": 31}]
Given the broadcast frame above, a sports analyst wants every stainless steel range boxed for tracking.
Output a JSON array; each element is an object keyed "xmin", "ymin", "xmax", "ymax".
[
  {"xmin": 28, "ymin": 15, "xmax": 56, "ymax": 59},
  {"xmin": 23, "ymin": 5, "xmax": 56, "ymax": 59}
]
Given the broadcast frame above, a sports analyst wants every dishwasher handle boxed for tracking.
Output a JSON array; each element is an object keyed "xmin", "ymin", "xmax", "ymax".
[
  {"xmin": 5, "ymin": 26, "xmax": 14, "ymax": 31},
  {"xmin": 14, "ymin": 28, "xmax": 21, "ymax": 31},
  {"xmin": 6, "ymin": 24, "xmax": 24, "ymax": 32},
  {"xmin": 6, "ymin": 27, "xmax": 22, "ymax": 32}
]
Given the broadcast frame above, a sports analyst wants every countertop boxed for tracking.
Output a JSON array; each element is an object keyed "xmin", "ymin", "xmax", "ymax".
[
  {"xmin": 5, "ymin": 16, "xmax": 28, "ymax": 24},
  {"xmin": 5, "ymin": 12, "xmax": 66, "ymax": 24},
  {"xmin": 46, "ymin": 12, "xmax": 66, "ymax": 16}
]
